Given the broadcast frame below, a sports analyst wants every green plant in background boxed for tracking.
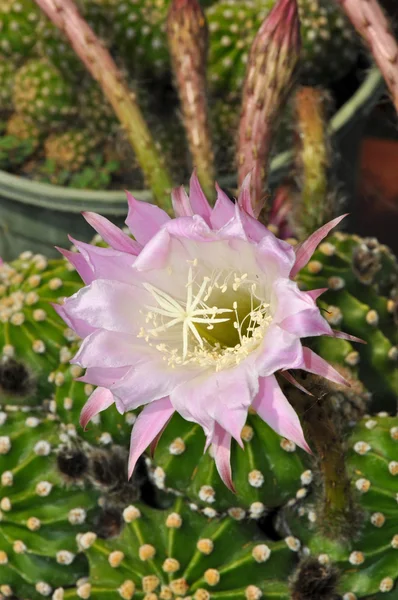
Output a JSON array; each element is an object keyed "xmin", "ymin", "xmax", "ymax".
[
  {"xmin": 0, "ymin": 252, "xmax": 82, "ymax": 405},
  {"xmin": 0, "ymin": 0, "xmax": 41, "ymax": 58}
]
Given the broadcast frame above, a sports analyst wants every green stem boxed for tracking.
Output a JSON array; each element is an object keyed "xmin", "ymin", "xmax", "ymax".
[{"xmin": 34, "ymin": 0, "xmax": 174, "ymax": 212}]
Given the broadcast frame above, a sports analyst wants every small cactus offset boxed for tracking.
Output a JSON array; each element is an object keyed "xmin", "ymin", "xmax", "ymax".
[
  {"xmin": 0, "ymin": 252, "xmax": 83, "ymax": 405},
  {"xmin": 280, "ymin": 413, "xmax": 398, "ymax": 599},
  {"xmin": 0, "ymin": 406, "xmax": 99, "ymax": 599},
  {"xmin": 297, "ymin": 233, "xmax": 398, "ymax": 411},
  {"xmin": 0, "ymin": 0, "xmax": 42, "ymax": 58},
  {"xmin": 59, "ymin": 496, "xmax": 297, "ymax": 600},
  {"xmin": 13, "ymin": 58, "xmax": 78, "ymax": 126}
]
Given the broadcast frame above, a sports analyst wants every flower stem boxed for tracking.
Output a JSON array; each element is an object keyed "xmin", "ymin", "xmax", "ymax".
[
  {"xmin": 33, "ymin": 0, "xmax": 174, "ymax": 212},
  {"xmin": 338, "ymin": 0, "xmax": 398, "ymax": 114},
  {"xmin": 238, "ymin": 0, "xmax": 301, "ymax": 217},
  {"xmin": 167, "ymin": 0, "xmax": 215, "ymax": 203}
]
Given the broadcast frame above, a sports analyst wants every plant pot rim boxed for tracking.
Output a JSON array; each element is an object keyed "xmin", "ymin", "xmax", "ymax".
[{"xmin": 0, "ymin": 67, "xmax": 384, "ymax": 214}]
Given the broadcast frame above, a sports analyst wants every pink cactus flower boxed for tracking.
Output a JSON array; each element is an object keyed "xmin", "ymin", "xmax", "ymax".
[{"xmin": 55, "ymin": 173, "xmax": 359, "ymax": 491}]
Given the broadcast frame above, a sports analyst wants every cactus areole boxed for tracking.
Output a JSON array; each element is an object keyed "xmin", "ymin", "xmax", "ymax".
[{"xmin": 56, "ymin": 173, "xmax": 361, "ymax": 491}]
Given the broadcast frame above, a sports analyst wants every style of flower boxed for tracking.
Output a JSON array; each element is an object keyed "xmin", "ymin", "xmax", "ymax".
[{"xmin": 55, "ymin": 173, "xmax": 359, "ymax": 491}]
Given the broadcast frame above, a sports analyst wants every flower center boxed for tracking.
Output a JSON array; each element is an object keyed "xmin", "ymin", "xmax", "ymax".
[{"xmin": 138, "ymin": 261, "xmax": 272, "ymax": 371}]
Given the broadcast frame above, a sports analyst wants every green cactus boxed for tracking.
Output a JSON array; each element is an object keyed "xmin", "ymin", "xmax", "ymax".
[
  {"xmin": 44, "ymin": 129, "xmax": 101, "ymax": 172},
  {"xmin": 0, "ymin": 0, "xmax": 41, "ymax": 58},
  {"xmin": 6, "ymin": 113, "xmax": 41, "ymax": 145},
  {"xmin": 296, "ymin": 233, "xmax": 398, "ymax": 412},
  {"xmin": 149, "ymin": 411, "xmax": 307, "ymax": 515},
  {"xmin": 0, "ymin": 252, "xmax": 83, "ymax": 405},
  {"xmin": 0, "ymin": 134, "xmax": 36, "ymax": 170},
  {"xmin": 207, "ymin": 0, "xmax": 359, "ymax": 95},
  {"xmin": 48, "ymin": 342, "xmax": 135, "ymax": 448},
  {"xmin": 55, "ymin": 495, "xmax": 296, "ymax": 599},
  {"xmin": 0, "ymin": 406, "xmax": 100, "ymax": 600},
  {"xmin": 13, "ymin": 58, "xmax": 78, "ymax": 126},
  {"xmin": 36, "ymin": 18, "xmax": 84, "ymax": 76},
  {"xmin": 78, "ymin": 81, "xmax": 119, "ymax": 135},
  {"xmin": 281, "ymin": 414, "xmax": 398, "ymax": 598},
  {"xmin": 0, "ymin": 58, "xmax": 15, "ymax": 114}
]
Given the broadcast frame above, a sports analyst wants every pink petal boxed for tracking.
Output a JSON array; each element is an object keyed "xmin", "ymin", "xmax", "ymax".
[
  {"xmin": 212, "ymin": 424, "xmax": 235, "ymax": 493},
  {"xmin": 238, "ymin": 172, "xmax": 255, "ymax": 217},
  {"xmin": 72, "ymin": 330, "xmax": 147, "ymax": 369},
  {"xmin": 164, "ymin": 215, "xmax": 213, "ymax": 242},
  {"xmin": 189, "ymin": 170, "xmax": 212, "ymax": 223},
  {"xmin": 239, "ymin": 208, "xmax": 269, "ymax": 243},
  {"xmin": 62, "ymin": 279, "xmax": 149, "ymax": 334},
  {"xmin": 56, "ymin": 247, "xmax": 94, "ymax": 284},
  {"xmin": 257, "ymin": 234, "xmax": 296, "ymax": 279},
  {"xmin": 281, "ymin": 371, "xmax": 313, "ymax": 396},
  {"xmin": 252, "ymin": 375, "xmax": 311, "ymax": 453},
  {"xmin": 306, "ymin": 288, "xmax": 328, "ymax": 302},
  {"xmin": 80, "ymin": 387, "xmax": 115, "ymax": 429},
  {"xmin": 210, "ymin": 184, "xmax": 235, "ymax": 230},
  {"xmin": 170, "ymin": 366, "xmax": 255, "ymax": 445},
  {"xmin": 52, "ymin": 302, "xmax": 94, "ymax": 339},
  {"xmin": 68, "ymin": 237, "xmax": 137, "ymax": 285},
  {"xmin": 133, "ymin": 228, "xmax": 171, "ymax": 271},
  {"xmin": 279, "ymin": 309, "xmax": 332, "ymax": 338},
  {"xmin": 125, "ymin": 191, "xmax": 170, "ymax": 245},
  {"xmin": 171, "ymin": 186, "xmax": 193, "ymax": 217},
  {"xmin": 300, "ymin": 347, "xmax": 350, "ymax": 387},
  {"xmin": 128, "ymin": 397, "xmax": 175, "ymax": 478},
  {"xmin": 290, "ymin": 214, "xmax": 348, "ymax": 279},
  {"xmin": 77, "ymin": 366, "xmax": 130, "ymax": 387},
  {"xmin": 255, "ymin": 325, "xmax": 303, "ymax": 376},
  {"xmin": 330, "ymin": 330, "xmax": 366, "ymax": 344},
  {"xmin": 82, "ymin": 211, "xmax": 141, "ymax": 254}
]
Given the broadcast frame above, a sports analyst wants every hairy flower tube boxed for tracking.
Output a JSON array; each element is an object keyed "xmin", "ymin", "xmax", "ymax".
[{"xmin": 55, "ymin": 173, "xmax": 359, "ymax": 491}]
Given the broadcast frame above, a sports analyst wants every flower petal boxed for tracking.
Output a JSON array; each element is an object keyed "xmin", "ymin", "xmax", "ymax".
[
  {"xmin": 125, "ymin": 191, "xmax": 170, "ymax": 245},
  {"xmin": 210, "ymin": 184, "xmax": 235, "ymax": 230},
  {"xmin": 56, "ymin": 247, "xmax": 94, "ymax": 284},
  {"xmin": 290, "ymin": 214, "xmax": 348, "ymax": 278},
  {"xmin": 72, "ymin": 330, "xmax": 147, "ymax": 368},
  {"xmin": 170, "ymin": 366, "xmax": 255, "ymax": 445},
  {"xmin": 305, "ymin": 288, "xmax": 328, "ymax": 302},
  {"xmin": 52, "ymin": 302, "xmax": 94, "ymax": 339},
  {"xmin": 330, "ymin": 330, "xmax": 366, "ymax": 344},
  {"xmin": 212, "ymin": 424, "xmax": 235, "ymax": 493},
  {"xmin": 171, "ymin": 186, "xmax": 193, "ymax": 217},
  {"xmin": 68, "ymin": 237, "xmax": 137, "ymax": 284},
  {"xmin": 189, "ymin": 170, "xmax": 212, "ymax": 223},
  {"xmin": 77, "ymin": 366, "xmax": 130, "ymax": 387},
  {"xmin": 300, "ymin": 347, "xmax": 349, "ymax": 386},
  {"xmin": 133, "ymin": 228, "xmax": 171, "ymax": 271},
  {"xmin": 238, "ymin": 172, "xmax": 255, "ymax": 217},
  {"xmin": 252, "ymin": 374, "xmax": 311, "ymax": 453},
  {"xmin": 80, "ymin": 387, "xmax": 115, "ymax": 429},
  {"xmin": 255, "ymin": 325, "xmax": 303, "ymax": 376},
  {"xmin": 82, "ymin": 211, "xmax": 141, "ymax": 254},
  {"xmin": 128, "ymin": 397, "xmax": 175, "ymax": 478}
]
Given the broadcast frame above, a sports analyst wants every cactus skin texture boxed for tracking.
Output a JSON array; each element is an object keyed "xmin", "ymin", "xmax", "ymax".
[
  {"xmin": 48, "ymin": 342, "xmax": 135, "ymax": 448},
  {"xmin": 0, "ymin": 252, "xmax": 83, "ymax": 405},
  {"xmin": 56, "ymin": 496, "xmax": 296, "ymax": 599},
  {"xmin": 44, "ymin": 129, "xmax": 101, "ymax": 172},
  {"xmin": 282, "ymin": 414, "xmax": 398, "ymax": 599},
  {"xmin": 0, "ymin": 0, "xmax": 41, "ymax": 58},
  {"xmin": 149, "ymin": 411, "xmax": 307, "ymax": 515},
  {"xmin": 0, "ymin": 58, "xmax": 15, "ymax": 114},
  {"xmin": 0, "ymin": 407, "xmax": 100, "ymax": 600},
  {"xmin": 296, "ymin": 233, "xmax": 398, "ymax": 412},
  {"xmin": 13, "ymin": 58, "xmax": 78, "ymax": 126}
]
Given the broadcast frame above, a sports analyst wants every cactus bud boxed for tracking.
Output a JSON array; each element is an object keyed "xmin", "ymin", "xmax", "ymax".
[
  {"xmin": 238, "ymin": 0, "xmax": 301, "ymax": 217},
  {"xmin": 167, "ymin": 0, "xmax": 215, "ymax": 202}
]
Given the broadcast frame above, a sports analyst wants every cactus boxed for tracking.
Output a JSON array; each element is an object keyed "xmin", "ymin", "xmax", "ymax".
[
  {"xmin": 280, "ymin": 413, "xmax": 398, "ymax": 598},
  {"xmin": 149, "ymin": 411, "xmax": 307, "ymax": 515},
  {"xmin": 58, "ymin": 496, "xmax": 296, "ymax": 599},
  {"xmin": 6, "ymin": 113, "xmax": 41, "ymax": 145},
  {"xmin": 48, "ymin": 342, "xmax": 135, "ymax": 448},
  {"xmin": 44, "ymin": 129, "xmax": 101, "ymax": 172},
  {"xmin": 0, "ymin": 406, "xmax": 100, "ymax": 599},
  {"xmin": 13, "ymin": 57, "xmax": 78, "ymax": 126},
  {"xmin": 207, "ymin": 0, "xmax": 359, "ymax": 95},
  {"xmin": 0, "ymin": 58, "xmax": 15, "ymax": 114},
  {"xmin": 0, "ymin": 135, "xmax": 36, "ymax": 170},
  {"xmin": 296, "ymin": 232, "xmax": 398, "ymax": 412},
  {"xmin": 0, "ymin": 252, "xmax": 83, "ymax": 405},
  {"xmin": 0, "ymin": 0, "xmax": 42, "ymax": 58},
  {"xmin": 78, "ymin": 81, "xmax": 119, "ymax": 135}
]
